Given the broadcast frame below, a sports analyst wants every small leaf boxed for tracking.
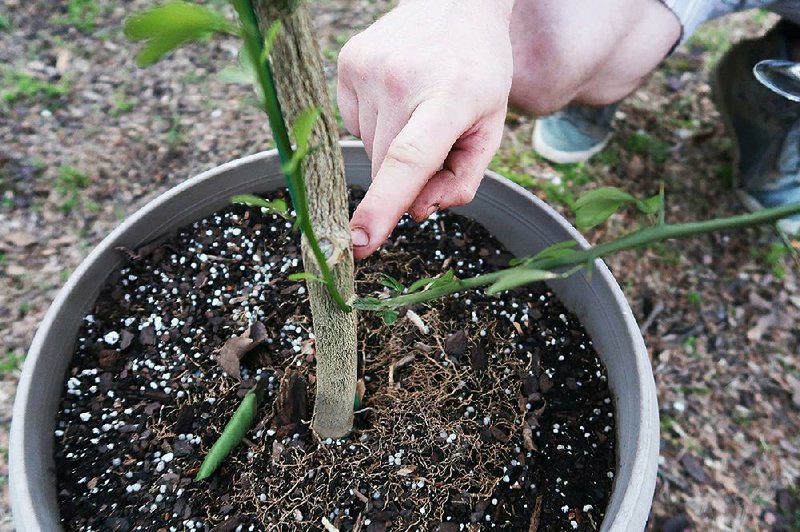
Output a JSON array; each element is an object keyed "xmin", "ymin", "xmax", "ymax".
[
  {"xmin": 380, "ymin": 274, "xmax": 405, "ymax": 293},
  {"xmin": 486, "ymin": 269, "xmax": 557, "ymax": 295},
  {"xmin": 195, "ymin": 381, "xmax": 266, "ymax": 481},
  {"xmin": 217, "ymin": 65, "xmax": 253, "ymax": 85},
  {"xmin": 530, "ymin": 239, "xmax": 579, "ymax": 262},
  {"xmin": 638, "ymin": 193, "xmax": 662, "ymax": 215},
  {"xmin": 262, "ymin": 21, "xmax": 282, "ymax": 59},
  {"xmin": 281, "ymin": 108, "xmax": 321, "ymax": 175},
  {"xmin": 429, "ymin": 269, "xmax": 456, "ymax": 289},
  {"xmin": 382, "ymin": 310, "xmax": 399, "ymax": 325},
  {"xmin": 124, "ymin": 2, "xmax": 234, "ymax": 67},
  {"xmin": 231, "ymin": 194, "xmax": 291, "ymax": 219},
  {"xmin": 287, "ymin": 272, "xmax": 324, "ymax": 283},
  {"xmin": 406, "ymin": 275, "xmax": 438, "ymax": 294},
  {"xmin": 574, "ymin": 187, "xmax": 639, "ymax": 230},
  {"xmin": 351, "ymin": 296, "xmax": 384, "ymax": 311}
]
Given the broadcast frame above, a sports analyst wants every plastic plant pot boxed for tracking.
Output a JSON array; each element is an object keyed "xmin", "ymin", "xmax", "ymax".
[{"xmin": 10, "ymin": 141, "xmax": 658, "ymax": 531}]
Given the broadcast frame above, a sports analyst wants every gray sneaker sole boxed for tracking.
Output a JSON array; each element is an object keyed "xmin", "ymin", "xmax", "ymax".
[{"xmin": 532, "ymin": 120, "xmax": 612, "ymax": 165}]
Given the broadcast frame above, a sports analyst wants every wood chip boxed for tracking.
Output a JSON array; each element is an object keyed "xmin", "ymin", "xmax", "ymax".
[
  {"xmin": 528, "ymin": 495, "xmax": 543, "ymax": 531},
  {"xmin": 3, "ymin": 230, "xmax": 36, "ymax": 248},
  {"xmin": 444, "ymin": 330, "xmax": 468, "ymax": 356},
  {"xmin": 405, "ymin": 309, "xmax": 429, "ymax": 334},
  {"xmin": 388, "ymin": 354, "xmax": 415, "ymax": 386},
  {"xmin": 321, "ymin": 516, "xmax": 339, "ymax": 532}
]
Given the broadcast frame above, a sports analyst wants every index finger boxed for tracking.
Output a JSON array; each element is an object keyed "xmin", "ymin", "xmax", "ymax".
[{"xmin": 349, "ymin": 98, "xmax": 470, "ymax": 259}]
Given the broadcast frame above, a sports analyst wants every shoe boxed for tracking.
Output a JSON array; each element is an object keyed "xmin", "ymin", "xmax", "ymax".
[
  {"xmin": 713, "ymin": 20, "xmax": 800, "ymax": 235},
  {"xmin": 532, "ymin": 101, "xmax": 619, "ymax": 164}
]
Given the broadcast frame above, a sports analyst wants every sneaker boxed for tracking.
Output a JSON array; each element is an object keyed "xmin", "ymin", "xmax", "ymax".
[
  {"xmin": 532, "ymin": 101, "xmax": 619, "ymax": 164},
  {"xmin": 713, "ymin": 20, "xmax": 800, "ymax": 235}
]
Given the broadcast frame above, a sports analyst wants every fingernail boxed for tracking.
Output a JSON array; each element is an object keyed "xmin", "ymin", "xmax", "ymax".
[
  {"xmin": 426, "ymin": 203, "xmax": 440, "ymax": 217},
  {"xmin": 351, "ymin": 227, "xmax": 369, "ymax": 247}
]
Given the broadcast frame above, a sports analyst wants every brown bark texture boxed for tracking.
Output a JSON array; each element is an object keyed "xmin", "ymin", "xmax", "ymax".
[{"xmin": 252, "ymin": 1, "xmax": 358, "ymax": 438}]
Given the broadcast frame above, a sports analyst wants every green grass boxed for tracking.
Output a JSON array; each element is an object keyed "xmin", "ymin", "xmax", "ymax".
[
  {"xmin": 681, "ymin": 385, "xmax": 711, "ymax": 396},
  {"xmin": 0, "ymin": 14, "xmax": 11, "ymax": 32},
  {"xmin": 751, "ymin": 242, "xmax": 791, "ymax": 279},
  {"xmin": 55, "ymin": 165, "xmax": 90, "ymax": 214},
  {"xmin": 490, "ymin": 147, "xmax": 596, "ymax": 210},
  {"xmin": 682, "ymin": 335, "xmax": 700, "ymax": 359},
  {"xmin": 659, "ymin": 414, "xmax": 675, "ymax": 433},
  {"xmin": 166, "ymin": 113, "xmax": 184, "ymax": 146},
  {"xmin": 0, "ymin": 351, "xmax": 23, "ymax": 374},
  {"xmin": 687, "ymin": 290, "xmax": 702, "ymax": 306},
  {"xmin": 110, "ymin": 91, "xmax": 136, "ymax": 117},
  {"xmin": 50, "ymin": 0, "xmax": 101, "ymax": 33},
  {"xmin": 0, "ymin": 68, "xmax": 70, "ymax": 105},
  {"xmin": 624, "ymin": 131, "xmax": 671, "ymax": 163}
]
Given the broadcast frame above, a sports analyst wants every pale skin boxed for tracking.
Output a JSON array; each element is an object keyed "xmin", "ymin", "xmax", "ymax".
[{"xmin": 338, "ymin": 0, "xmax": 682, "ymax": 259}]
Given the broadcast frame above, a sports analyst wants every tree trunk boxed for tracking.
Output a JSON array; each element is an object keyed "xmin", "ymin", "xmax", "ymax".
[{"xmin": 252, "ymin": 1, "xmax": 358, "ymax": 438}]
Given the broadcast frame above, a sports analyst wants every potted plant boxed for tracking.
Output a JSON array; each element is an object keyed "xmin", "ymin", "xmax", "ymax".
[{"xmin": 9, "ymin": 1, "xmax": 800, "ymax": 530}]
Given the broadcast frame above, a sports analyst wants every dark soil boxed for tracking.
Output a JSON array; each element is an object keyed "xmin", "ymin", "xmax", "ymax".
[{"xmin": 54, "ymin": 189, "xmax": 615, "ymax": 531}]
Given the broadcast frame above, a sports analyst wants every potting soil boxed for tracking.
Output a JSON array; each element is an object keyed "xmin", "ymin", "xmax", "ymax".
[{"xmin": 54, "ymin": 189, "xmax": 615, "ymax": 531}]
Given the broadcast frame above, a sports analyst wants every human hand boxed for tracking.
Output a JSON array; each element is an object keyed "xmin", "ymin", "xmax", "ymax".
[{"xmin": 337, "ymin": 0, "xmax": 514, "ymax": 259}]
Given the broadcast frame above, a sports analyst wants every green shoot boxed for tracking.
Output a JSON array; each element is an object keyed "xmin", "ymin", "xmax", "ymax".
[
  {"xmin": 287, "ymin": 272, "xmax": 325, "ymax": 283},
  {"xmin": 195, "ymin": 380, "xmax": 266, "ymax": 481},
  {"xmin": 231, "ymin": 194, "xmax": 292, "ymax": 220},
  {"xmin": 353, "ymin": 196, "xmax": 800, "ymax": 313}
]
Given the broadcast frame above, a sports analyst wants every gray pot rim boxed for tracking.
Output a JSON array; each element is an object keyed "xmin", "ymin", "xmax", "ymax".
[{"xmin": 10, "ymin": 140, "xmax": 658, "ymax": 531}]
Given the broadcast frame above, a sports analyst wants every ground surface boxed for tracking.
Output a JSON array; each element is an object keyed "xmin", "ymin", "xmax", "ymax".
[{"xmin": 0, "ymin": 1, "xmax": 799, "ymax": 530}]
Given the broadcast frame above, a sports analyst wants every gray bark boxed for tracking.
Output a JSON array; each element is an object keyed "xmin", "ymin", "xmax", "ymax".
[{"xmin": 253, "ymin": 1, "xmax": 358, "ymax": 438}]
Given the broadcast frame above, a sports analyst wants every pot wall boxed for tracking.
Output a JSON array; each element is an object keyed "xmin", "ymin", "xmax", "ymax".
[{"xmin": 10, "ymin": 141, "xmax": 658, "ymax": 531}]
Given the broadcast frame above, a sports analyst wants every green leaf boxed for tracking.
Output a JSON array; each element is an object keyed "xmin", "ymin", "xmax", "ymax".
[
  {"xmin": 218, "ymin": 65, "xmax": 253, "ymax": 85},
  {"xmin": 380, "ymin": 274, "xmax": 405, "ymax": 293},
  {"xmin": 124, "ymin": 2, "xmax": 234, "ymax": 67},
  {"xmin": 406, "ymin": 276, "xmax": 438, "ymax": 294},
  {"xmin": 530, "ymin": 239, "xmax": 579, "ymax": 262},
  {"xmin": 429, "ymin": 269, "xmax": 456, "ymax": 289},
  {"xmin": 262, "ymin": 21, "xmax": 282, "ymax": 59},
  {"xmin": 287, "ymin": 272, "xmax": 324, "ymax": 283},
  {"xmin": 382, "ymin": 310, "xmax": 399, "ymax": 325},
  {"xmin": 195, "ymin": 381, "xmax": 265, "ymax": 481},
  {"xmin": 407, "ymin": 270, "xmax": 457, "ymax": 294},
  {"xmin": 486, "ymin": 269, "xmax": 557, "ymax": 295},
  {"xmin": 231, "ymin": 194, "xmax": 290, "ymax": 219},
  {"xmin": 574, "ymin": 187, "xmax": 639, "ymax": 230},
  {"xmin": 281, "ymin": 107, "xmax": 321, "ymax": 175},
  {"xmin": 637, "ymin": 193, "xmax": 662, "ymax": 215},
  {"xmin": 351, "ymin": 296, "xmax": 384, "ymax": 311}
]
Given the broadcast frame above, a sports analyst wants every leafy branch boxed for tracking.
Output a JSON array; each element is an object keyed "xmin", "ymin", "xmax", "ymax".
[
  {"xmin": 353, "ymin": 198, "xmax": 800, "ymax": 313},
  {"xmin": 125, "ymin": 0, "xmax": 351, "ymax": 313}
]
